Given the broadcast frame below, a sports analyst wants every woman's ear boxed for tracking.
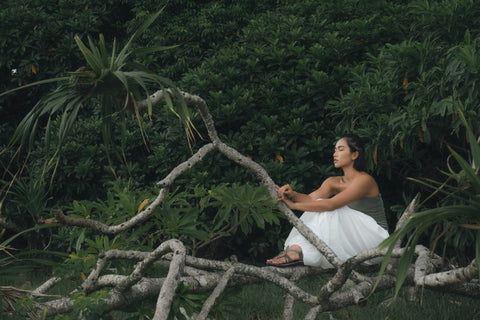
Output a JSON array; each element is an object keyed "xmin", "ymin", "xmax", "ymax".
[{"xmin": 351, "ymin": 150, "xmax": 359, "ymax": 161}]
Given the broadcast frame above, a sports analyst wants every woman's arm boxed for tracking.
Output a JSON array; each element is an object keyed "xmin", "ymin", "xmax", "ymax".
[
  {"xmin": 308, "ymin": 177, "xmax": 336, "ymax": 200},
  {"xmin": 275, "ymin": 185, "xmax": 311, "ymax": 202},
  {"xmin": 276, "ymin": 179, "xmax": 334, "ymax": 203},
  {"xmin": 280, "ymin": 175, "xmax": 377, "ymax": 212}
]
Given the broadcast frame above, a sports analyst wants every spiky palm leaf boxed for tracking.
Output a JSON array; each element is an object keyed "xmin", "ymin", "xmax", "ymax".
[
  {"xmin": 375, "ymin": 107, "xmax": 480, "ymax": 299},
  {"xmin": 1, "ymin": 7, "xmax": 194, "ymax": 155},
  {"xmin": 1, "ymin": 224, "xmax": 67, "ymax": 278}
]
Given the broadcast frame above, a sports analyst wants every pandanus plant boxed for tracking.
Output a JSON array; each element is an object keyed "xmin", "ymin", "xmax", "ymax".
[
  {"xmin": 377, "ymin": 106, "xmax": 480, "ymax": 299},
  {"xmin": 1, "ymin": 8, "xmax": 195, "ymax": 160}
]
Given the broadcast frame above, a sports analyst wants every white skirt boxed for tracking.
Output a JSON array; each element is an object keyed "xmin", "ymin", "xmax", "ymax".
[{"xmin": 284, "ymin": 204, "xmax": 389, "ymax": 268}]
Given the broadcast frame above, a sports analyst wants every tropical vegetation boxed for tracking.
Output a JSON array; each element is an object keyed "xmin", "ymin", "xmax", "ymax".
[{"xmin": 0, "ymin": 0, "xmax": 479, "ymax": 318}]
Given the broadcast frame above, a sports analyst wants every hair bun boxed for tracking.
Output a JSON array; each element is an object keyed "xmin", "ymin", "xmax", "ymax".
[{"xmin": 341, "ymin": 134, "xmax": 370, "ymax": 150}]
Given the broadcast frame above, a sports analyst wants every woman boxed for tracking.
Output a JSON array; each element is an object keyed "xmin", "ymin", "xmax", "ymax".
[{"xmin": 266, "ymin": 134, "xmax": 389, "ymax": 268}]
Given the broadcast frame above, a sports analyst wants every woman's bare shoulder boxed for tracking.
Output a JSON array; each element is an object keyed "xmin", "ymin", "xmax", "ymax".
[
  {"xmin": 353, "ymin": 173, "xmax": 380, "ymax": 195},
  {"xmin": 358, "ymin": 173, "xmax": 380, "ymax": 187},
  {"xmin": 356, "ymin": 172, "xmax": 376, "ymax": 181}
]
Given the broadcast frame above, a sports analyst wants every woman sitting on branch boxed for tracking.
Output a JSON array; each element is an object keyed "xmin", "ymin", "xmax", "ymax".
[{"xmin": 267, "ymin": 134, "xmax": 389, "ymax": 268}]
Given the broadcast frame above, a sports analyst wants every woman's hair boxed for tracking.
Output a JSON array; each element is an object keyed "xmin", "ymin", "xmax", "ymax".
[{"xmin": 341, "ymin": 134, "xmax": 370, "ymax": 171}]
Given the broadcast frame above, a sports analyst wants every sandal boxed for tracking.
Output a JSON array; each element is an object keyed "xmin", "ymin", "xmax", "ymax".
[{"xmin": 266, "ymin": 249, "xmax": 304, "ymax": 267}]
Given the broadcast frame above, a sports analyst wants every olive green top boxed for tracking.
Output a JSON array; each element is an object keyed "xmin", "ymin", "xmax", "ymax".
[{"xmin": 347, "ymin": 196, "xmax": 388, "ymax": 230}]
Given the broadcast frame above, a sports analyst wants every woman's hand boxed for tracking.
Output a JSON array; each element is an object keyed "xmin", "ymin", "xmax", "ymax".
[
  {"xmin": 276, "ymin": 184, "xmax": 293, "ymax": 199},
  {"xmin": 276, "ymin": 185, "xmax": 296, "ymax": 209}
]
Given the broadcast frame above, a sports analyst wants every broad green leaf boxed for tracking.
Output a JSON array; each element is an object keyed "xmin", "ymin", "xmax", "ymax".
[
  {"xmin": 251, "ymin": 210, "xmax": 265, "ymax": 229},
  {"xmin": 75, "ymin": 229, "xmax": 86, "ymax": 252}
]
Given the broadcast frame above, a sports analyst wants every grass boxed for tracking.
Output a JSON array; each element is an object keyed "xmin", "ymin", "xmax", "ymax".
[
  {"xmin": 212, "ymin": 274, "xmax": 480, "ymax": 320},
  {"xmin": 2, "ymin": 271, "xmax": 479, "ymax": 319}
]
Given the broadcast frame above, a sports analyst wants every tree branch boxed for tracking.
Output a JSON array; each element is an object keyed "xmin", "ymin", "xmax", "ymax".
[
  {"xmin": 156, "ymin": 143, "xmax": 215, "ymax": 188},
  {"xmin": 154, "ymin": 240, "xmax": 186, "ymax": 320},
  {"xmin": 196, "ymin": 266, "xmax": 235, "ymax": 320},
  {"xmin": 423, "ymin": 259, "xmax": 478, "ymax": 287},
  {"xmin": 54, "ymin": 188, "xmax": 168, "ymax": 234},
  {"xmin": 23, "ymin": 90, "xmax": 477, "ymax": 320}
]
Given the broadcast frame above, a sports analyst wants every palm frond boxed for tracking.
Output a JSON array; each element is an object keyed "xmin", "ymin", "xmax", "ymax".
[
  {"xmin": 376, "ymin": 205, "xmax": 479, "ymax": 299},
  {"xmin": 0, "ymin": 77, "xmax": 70, "ymax": 98},
  {"xmin": 116, "ymin": 6, "xmax": 166, "ymax": 67},
  {"xmin": 408, "ymin": 176, "xmax": 477, "ymax": 205},
  {"xmin": 2, "ymin": 6, "xmax": 197, "ymax": 170},
  {"xmin": 375, "ymin": 106, "xmax": 480, "ymax": 299},
  {"xmin": 448, "ymin": 145, "xmax": 480, "ymax": 193},
  {"xmin": 75, "ymin": 35, "xmax": 104, "ymax": 74},
  {"xmin": 133, "ymin": 44, "xmax": 181, "ymax": 56}
]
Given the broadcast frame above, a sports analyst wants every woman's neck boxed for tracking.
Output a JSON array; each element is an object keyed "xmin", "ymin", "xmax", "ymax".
[{"xmin": 341, "ymin": 166, "xmax": 361, "ymax": 181}]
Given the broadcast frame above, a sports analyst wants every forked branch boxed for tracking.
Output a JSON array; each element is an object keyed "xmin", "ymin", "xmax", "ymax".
[{"xmin": 27, "ymin": 90, "xmax": 479, "ymax": 320}]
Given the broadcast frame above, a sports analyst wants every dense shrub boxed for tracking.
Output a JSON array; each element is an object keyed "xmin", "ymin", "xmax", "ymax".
[
  {"xmin": 2, "ymin": 0, "xmax": 480, "ymax": 261},
  {"xmin": 0, "ymin": 0, "xmax": 134, "ymax": 144},
  {"xmin": 174, "ymin": 0, "xmax": 410, "ymax": 215}
]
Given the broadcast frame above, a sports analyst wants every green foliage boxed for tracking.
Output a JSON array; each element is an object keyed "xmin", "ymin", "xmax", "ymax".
[
  {"xmin": 0, "ymin": 0, "xmax": 132, "ymax": 146},
  {"xmin": 69, "ymin": 290, "xmax": 111, "ymax": 320},
  {"xmin": 52, "ymin": 180, "xmax": 279, "ymax": 287},
  {"xmin": 328, "ymin": 7, "xmax": 480, "ymax": 214},
  {"xmin": 57, "ymin": 180, "xmax": 153, "ymax": 244},
  {"xmin": 2, "ymin": 1, "xmax": 478, "ymax": 211},
  {"xmin": 176, "ymin": 0, "xmax": 406, "ymax": 195},
  {"xmin": 168, "ymin": 282, "xmax": 207, "ymax": 320},
  {"xmin": 377, "ymin": 108, "xmax": 480, "ymax": 299},
  {"xmin": 1, "ymin": 7, "xmax": 194, "ymax": 157},
  {"xmin": 41, "ymin": 181, "xmax": 280, "ymax": 319},
  {"xmin": 50, "ymin": 180, "xmax": 156, "ymax": 282},
  {"xmin": 208, "ymin": 183, "xmax": 280, "ymax": 234},
  {"xmin": 0, "ymin": 4, "xmax": 197, "ymax": 248},
  {"xmin": 151, "ymin": 183, "xmax": 280, "ymax": 258},
  {"xmin": 3, "ymin": 168, "xmax": 50, "ymax": 228},
  {"xmin": 3, "ymin": 1, "xmax": 480, "ymax": 318},
  {"xmin": 0, "ymin": 224, "xmax": 67, "ymax": 298},
  {"xmin": 409, "ymin": 0, "xmax": 480, "ymax": 44},
  {"xmin": 2, "ymin": 3, "xmax": 480, "ymax": 309},
  {"xmin": 128, "ymin": 0, "xmax": 279, "ymax": 80}
]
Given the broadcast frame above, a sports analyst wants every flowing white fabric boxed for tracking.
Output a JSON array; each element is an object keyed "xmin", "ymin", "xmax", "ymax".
[{"xmin": 284, "ymin": 201, "xmax": 389, "ymax": 268}]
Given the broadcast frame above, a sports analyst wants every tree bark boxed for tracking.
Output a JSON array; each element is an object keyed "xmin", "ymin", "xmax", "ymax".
[
  {"xmin": 196, "ymin": 266, "xmax": 235, "ymax": 320},
  {"xmin": 153, "ymin": 240, "xmax": 186, "ymax": 320}
]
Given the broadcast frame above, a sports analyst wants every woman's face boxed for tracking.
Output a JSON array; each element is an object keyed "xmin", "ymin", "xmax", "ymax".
[{"xmin": 333, "ymin": 138, "xmax": 357, "ymax": 168}]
